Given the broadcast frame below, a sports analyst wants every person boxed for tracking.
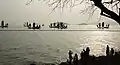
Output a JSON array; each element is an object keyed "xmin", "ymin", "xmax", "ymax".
[
  {"xmin": 73, "ymin": 53, "xmax": 78, "ymax": 65},
  {"xmin": 86, "ymin": 47, "xmax": 90, "ymax": 56},
  {"xmin": 106, "ymin": 45, "xmax": 109, "ymax": 56},
  {"xmin": 68, "ymin": 50, "xmax": 73, "ymax": 65},
  {"xmin": 80, "ymin": 51, "xmax": 84, "ymax": 60},
  {"xmin": 111, "ymin": 48, "xmax": 114, "ymax": 56}
]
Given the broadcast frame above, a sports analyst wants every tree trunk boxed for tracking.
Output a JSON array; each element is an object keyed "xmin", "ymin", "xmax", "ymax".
[{"xmin": 92, "ymin": 1, "xmax": 120, "ymax": 24}]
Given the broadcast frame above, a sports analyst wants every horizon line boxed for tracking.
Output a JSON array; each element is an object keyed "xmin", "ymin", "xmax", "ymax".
[{"xmin": 0, "ymin": 29, "xmax": 119, "ymax": 32}]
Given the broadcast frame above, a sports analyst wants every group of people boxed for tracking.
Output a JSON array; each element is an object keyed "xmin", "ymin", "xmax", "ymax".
[
  {"xmin": 1, "ymin": 20, "xmax": 8, "ymax": 28},
  {"xmin": 49, "ymin": 22, "xmax": 67, "ymax": 29},
  {"xmin": 106, "ymin": 45, "xmax": 115, "ymax": 56},
  {"xmin": 97, "ymin": 22, "xmax": 110, "ymax": 29},
  {"xmin": 67, "ymin": 47, "xmax": 90, "ymax": 65},
  {"xmin": 66, "ymin": 45, "xmax": 117, "ymax": 65},
  {"xmin": 67, "ymin": 50, "xmax": 78, "ymax": 65}
]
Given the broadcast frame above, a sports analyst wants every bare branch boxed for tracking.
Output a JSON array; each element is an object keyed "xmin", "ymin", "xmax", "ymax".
[
  {"xmin": 101, "ymin": 13, "xmax": 112, "ymax": 19},
  {"xmin": 26, "ymin": 0, "xmax": 33, "ymax": 5}
]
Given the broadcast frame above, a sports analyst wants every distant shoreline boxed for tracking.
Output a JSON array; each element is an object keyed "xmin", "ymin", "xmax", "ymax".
[{"xmin": 0, "ymin": 29, "xmax": 119, "ymax": 32}]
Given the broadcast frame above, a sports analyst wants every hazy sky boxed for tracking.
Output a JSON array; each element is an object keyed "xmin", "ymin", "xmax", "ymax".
[{"xmin": 0, "ymin": 0, "xmax": 119, "ymax": 27}]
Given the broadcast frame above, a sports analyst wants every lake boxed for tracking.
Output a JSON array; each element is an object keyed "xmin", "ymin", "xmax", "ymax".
[{"xmin": 0, "ymin": 25, "xmax": 120, "ymax": 65}]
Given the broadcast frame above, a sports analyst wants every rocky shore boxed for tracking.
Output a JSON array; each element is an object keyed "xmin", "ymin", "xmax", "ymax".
[
  {"xmin": 30, "ymin": 45, "xmax": 120, "ymax": 65},
  {"xmin": 59, "ymin": 45, "xmax": 120, "ymax": 65}
]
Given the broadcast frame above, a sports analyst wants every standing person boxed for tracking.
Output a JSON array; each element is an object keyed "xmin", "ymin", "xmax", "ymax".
[
  {"xmin": 111, "ymin": 48, "xmax": 114, "ymax": 56},
  {"xmin": 86, "ymin": 47, "xmax": 90, "ymax": 56},
  {"xmin": 73, "ymin": 53, "xmax": 78, "ymax": 65},
  {"xmin": 68, "ymin": 50, "xmax": 73, "ymax": 65},
  {"xmin": 106, "ymin": 45, "xmax": 109, "ymax": 56}
]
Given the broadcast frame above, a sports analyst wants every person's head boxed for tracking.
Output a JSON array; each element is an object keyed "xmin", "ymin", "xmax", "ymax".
[{"xmin": 75, "ymin": 53, "xmax": 78, "ymax": 56}]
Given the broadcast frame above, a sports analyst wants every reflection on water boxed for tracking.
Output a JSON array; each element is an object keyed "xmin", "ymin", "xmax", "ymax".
[{"xmin": 0, "ymin": 25, "xmax": 120, "ymax": 65}]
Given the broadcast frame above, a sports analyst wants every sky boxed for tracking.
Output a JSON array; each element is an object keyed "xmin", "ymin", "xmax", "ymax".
[{"xmin": 0, "ymin": 0, "xmax": 119, "ymax": 27}]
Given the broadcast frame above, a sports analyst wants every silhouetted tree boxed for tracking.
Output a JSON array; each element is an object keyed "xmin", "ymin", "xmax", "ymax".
[{"xmin": 26, "ymin": 0, "xmax": 120, "ymax": 24}]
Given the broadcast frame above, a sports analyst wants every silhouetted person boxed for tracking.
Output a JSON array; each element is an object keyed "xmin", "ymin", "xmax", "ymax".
[
  {"xmin": 80, "ymin": 51, "xmax": 84, "ymax": 60},
  {"xmin": 68, "ymin": 50, "xmax": 73, "ymax": 65},
  {"xmin": 73, "ymin": 53, "xmax": 78, "ymax": 65},
  {"xmin": 119, "ymin": 8, "xmax": 120, "ymax": 16},
  {"xmin": 102, "ymin": 22, "xmax": 104, "ymax": 28},
  {"xmin": 111, "ymin": 48, "xmax": 114, "ymax": 56},
  {"xmin": 106, "ymin": 45, "xmax": 109, "ymax": 56},
  {"xmin": 1, "ymin": 20, "xmax": 4, "ymax": 28},
  {"xmin": 80, "ymin": 49, "xmax": 86, "ymax": 60},
  {"xmin": 86, "ymin": 47, "xmax": 90, "ymax": 56}
]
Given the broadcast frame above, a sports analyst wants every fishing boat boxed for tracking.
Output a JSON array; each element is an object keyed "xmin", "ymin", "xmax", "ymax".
[
  {"xmin": 23, "ymin": 22, "xmax": 41, "ymax": 29},
  {"xmin": 0, "ymin": 20, "xmax": 8, "ymax": 28},
  {"xmin": 97, "ymin": 22, "xmax": 110, "ymax": 29},
  {"xmin": 49, "ymin": 21, "xmax": 67, "ymax": 29}
]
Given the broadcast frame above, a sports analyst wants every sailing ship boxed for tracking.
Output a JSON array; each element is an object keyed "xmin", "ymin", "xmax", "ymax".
[
  {"xmin": 0, "ymin": 20, "xmax": 8, "ymax": 28},
  {"xmin": 97, "ymin": 22, "xmax": 110, "ymax": 29},
  {"xmin": 23, "ymin": 22, "xmax": 41, "ymax": 29},
  {"xmin": 49, "ymin": 21, "xmax": 67, "ymax": 29}
]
